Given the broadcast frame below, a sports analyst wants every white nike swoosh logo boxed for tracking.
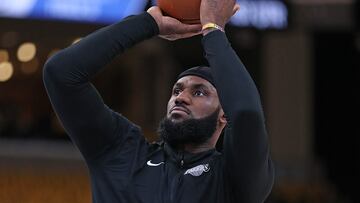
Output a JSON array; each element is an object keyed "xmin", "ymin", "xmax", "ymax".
[{"xmin": 147, "ymin": 160, "xmax": 164, "ymax": 167}]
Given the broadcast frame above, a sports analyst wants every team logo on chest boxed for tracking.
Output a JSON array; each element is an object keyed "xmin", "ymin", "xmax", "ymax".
[{"xmin": 184, "ymin": 164, "xmax": 210, "ymax": 177}]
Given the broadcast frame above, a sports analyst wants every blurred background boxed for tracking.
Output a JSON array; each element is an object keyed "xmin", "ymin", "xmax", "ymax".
[{"xmin": 0, "ymin": 0, "xmax": 359, "ymax": 202}]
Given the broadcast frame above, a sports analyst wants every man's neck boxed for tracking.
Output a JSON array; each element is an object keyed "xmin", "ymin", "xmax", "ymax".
[{"xmin": 183, "ymin": 142, "xmax": 215, "ymax": 154}]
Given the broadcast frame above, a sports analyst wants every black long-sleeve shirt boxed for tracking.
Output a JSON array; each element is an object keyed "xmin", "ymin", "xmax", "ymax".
[{"xmin": 43, "ymin": 13, "xmax": 274, "ymax": 203}]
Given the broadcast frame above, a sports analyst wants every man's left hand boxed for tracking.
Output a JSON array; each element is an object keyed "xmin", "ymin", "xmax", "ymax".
[{"xmin": 147, "ymin": 6, "xmax": 202, "ymax": 41}]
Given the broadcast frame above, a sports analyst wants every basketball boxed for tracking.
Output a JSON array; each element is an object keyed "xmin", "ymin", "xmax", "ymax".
[{"xmin": 157, "ymin": 0, "xmax": 201, "ymax": 24}]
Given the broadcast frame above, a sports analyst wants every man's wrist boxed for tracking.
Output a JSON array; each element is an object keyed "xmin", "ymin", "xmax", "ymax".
[
  {"xmin": 202, "ymin": 28, "xmax": 218, "ymax": 36},
  {"xmin": 201, "ymin": 23, "xmax": 225, "ymax": 36},
  {"xmin": 146, "ymin": 8, "xmax": 161, "ymax": 35}
]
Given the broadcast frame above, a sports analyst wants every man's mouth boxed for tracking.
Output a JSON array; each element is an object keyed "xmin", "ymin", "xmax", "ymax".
[{"xmin": 170, "ymin": 106, "xmax": 190, "ymax": 115}]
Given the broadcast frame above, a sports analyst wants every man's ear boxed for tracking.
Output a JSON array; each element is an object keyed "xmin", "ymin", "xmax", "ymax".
[{"xmin": 219, "ymin": 109, "xmax": 227, "ymax": 125}]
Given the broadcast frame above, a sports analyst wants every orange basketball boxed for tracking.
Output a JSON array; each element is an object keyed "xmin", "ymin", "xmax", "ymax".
[{"xmin": 157, "ymin": 0, "xmax": 201, "ymax": 24}]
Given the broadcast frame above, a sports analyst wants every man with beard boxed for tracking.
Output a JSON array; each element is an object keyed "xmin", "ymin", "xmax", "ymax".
[{"xmin": 43, "ymin": 0, "xmax": 274, "ymax": 202}]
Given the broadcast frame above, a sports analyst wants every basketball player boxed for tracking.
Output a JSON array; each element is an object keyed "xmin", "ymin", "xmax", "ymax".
[{"xmin": 43, "ymin": 0, "xmax": 274, "ymax": 202}]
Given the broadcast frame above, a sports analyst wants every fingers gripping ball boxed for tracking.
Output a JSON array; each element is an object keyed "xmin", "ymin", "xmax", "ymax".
[{"xmin": 157, "ymin": 0, "xmax": 201, "ymax": 24}]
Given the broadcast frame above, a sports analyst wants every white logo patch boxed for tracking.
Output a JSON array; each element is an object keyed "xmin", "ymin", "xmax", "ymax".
[
  {"xmin": 147, "ymin": 160, "xmax": 164, "ymax": 167},
  {"xmin": 184, "ymin": 164, "xmax": 210, "ymax": 176}
]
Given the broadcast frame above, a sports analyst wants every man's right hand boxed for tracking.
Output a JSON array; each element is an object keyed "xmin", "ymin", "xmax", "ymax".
[
  {"xmin": 200, "ymin": 0, "xmax": 240, "ymax": 30},
  {"xmin": 147, "ymin": 6, "xmax": 202, "ymax": 41}
]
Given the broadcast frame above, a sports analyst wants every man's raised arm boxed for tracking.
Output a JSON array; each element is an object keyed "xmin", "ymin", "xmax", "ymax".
[
  {"xmin": 43, "ymin": 10, "xmax": 202, "ymax": 160},
  {"xmin": 200, "ymin": 0, "xmax": 274, "ymax": 202},
  {"xmin": 43, "ymin": 13, "xmax": 159, "ymax": 159}
]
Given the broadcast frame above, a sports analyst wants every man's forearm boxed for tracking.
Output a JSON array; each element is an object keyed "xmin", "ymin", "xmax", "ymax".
[
  {"xmin": 202, "ymin": 30, "xmax": 263, "ymax": 120},
  {"xmin": 45, "ymin": 13, "xmax": 159, "ymax": 85}
]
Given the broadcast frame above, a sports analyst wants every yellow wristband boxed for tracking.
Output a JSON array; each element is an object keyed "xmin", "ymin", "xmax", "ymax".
[{"xmin": 202, "ymin": 23, "xmax": 225, "ymax": 32}]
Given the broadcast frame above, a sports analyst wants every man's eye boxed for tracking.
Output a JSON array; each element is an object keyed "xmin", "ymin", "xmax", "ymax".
[
  {"xmin": 173, "ymin": 88, "xmax": 181, "ymax": 95},
  {"xmin": 194, "ymin": 90, "xmax": 205, "ymax": 96}
]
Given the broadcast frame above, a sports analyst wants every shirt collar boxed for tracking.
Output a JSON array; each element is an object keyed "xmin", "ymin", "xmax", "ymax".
[{"xmin": 163, "ymin": 143, "xmax": 219, "ymax": 168}]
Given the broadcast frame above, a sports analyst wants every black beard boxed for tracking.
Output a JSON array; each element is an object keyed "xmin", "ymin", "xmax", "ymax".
[{"xmin": 158, "ymin": 107, "xmax": 220, "ymax": 148}]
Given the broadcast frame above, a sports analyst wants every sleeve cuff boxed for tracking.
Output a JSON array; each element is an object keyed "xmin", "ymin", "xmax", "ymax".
[{"xmin": 142, "ymin": 12, "xmax": 160, "ymax": 36}]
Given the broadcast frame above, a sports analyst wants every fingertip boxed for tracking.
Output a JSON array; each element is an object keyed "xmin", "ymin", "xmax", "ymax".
[
  {"xmin": 235, "ymin": 4, "xmax": 240, "ymax": 12},
  {"xmin": 195, "ymin": 24, "xmax": 203, "ymax": 31},
  {"xmin": 185, "ymin": 23, "xmax": 202, "ymax": 33},
  {"xmin": 193, "ymin": 23, "xmax": 203, "ymax": 30},
  {"xmin": 232, "ymin": 4, "xmax": 240, "ymax": 16},
  {"xmin": 195, "ymin": 26, "xmax": 203, "ymax": 33}
]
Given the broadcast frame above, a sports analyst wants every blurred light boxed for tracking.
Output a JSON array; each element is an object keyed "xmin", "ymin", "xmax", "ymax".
[
  {"xmin": 0, "ymin": 0, "xmax": 37, "ymax": 17},
  {"xmin": 20, "ymin": 57, "xmax": 39, "ymax": 74},
  {"xmin": 0, "ymin": 61, "xmax": 14, "ymax": 82},
  {"xmin": 17, "ymin": 42, "xmax": 36, "ymax": 62},
  {"xmin": 0, "ymin": 50, "xmax": 9, "ymax": 62},
  {"xmin": 1, "ymin": 31, "xmax": 19, "ymax": 48},
  {"xmin": 230, "ymin": 0, "xmax": 288, "ymax": 29},
  {"xmin": 47, "ymin": 48, "xmax": 60, "ymax": 59},
  {"xmin": 72, "ymin": 37, "xmax": 82, "ymax": 45},
  {"xmin": 0, "ymin": 0, "xmax": 148, "ymax": 24}
]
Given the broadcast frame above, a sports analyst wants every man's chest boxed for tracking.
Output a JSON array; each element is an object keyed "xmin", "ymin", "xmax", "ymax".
[{"xmin": 131, "ymin": 159, "xmax": 224, "ymax": 203}]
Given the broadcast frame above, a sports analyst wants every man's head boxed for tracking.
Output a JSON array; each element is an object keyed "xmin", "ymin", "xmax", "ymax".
[{"xmin": 158, "ymin": 66, "xmax": 227, "ymax": 150}]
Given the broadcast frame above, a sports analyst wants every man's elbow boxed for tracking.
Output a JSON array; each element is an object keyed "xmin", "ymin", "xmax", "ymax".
[{"xmin": 43, "ymin": 52, "xmax": 71, "ymax": 87}]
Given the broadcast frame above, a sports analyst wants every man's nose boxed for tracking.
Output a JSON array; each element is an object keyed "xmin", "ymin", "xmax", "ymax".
[{"xmin": 175, "ymin": 91, "xmax": 191, "ymax": 105}]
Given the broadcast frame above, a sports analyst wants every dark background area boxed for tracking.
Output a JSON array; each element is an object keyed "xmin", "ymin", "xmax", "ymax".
[{"xmin": 313, "ymin": 31, "xmax": 359, "ymax": 203}]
